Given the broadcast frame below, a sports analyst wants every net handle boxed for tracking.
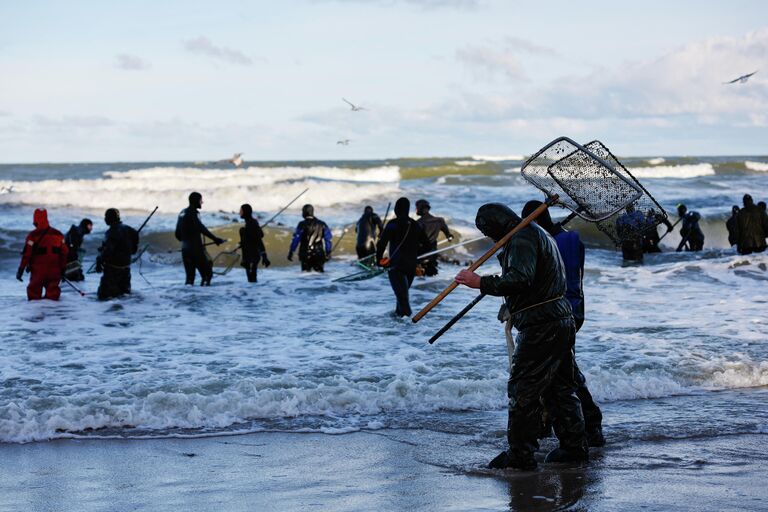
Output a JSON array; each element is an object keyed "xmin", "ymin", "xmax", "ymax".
[{"xmin": 412, "ymin": 195, "xmax": 558, "ymax": 323}]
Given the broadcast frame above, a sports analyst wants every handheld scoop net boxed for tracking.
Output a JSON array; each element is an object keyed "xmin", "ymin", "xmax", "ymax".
[
  {"xmin": 412, "ymin": 136, "xmax": 643, "ymax": 325},
  {"xmin": 583, "ymin": 140, "xmax": 669, "ymax": 246}
]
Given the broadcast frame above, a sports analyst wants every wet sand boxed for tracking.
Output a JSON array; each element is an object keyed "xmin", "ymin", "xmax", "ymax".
[{"xmin": 1, "ymin": 427, "xmax": 765, "ymax": 511}]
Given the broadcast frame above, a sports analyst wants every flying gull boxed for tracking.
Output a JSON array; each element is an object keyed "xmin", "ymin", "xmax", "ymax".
[
  {"xmin": 724, "ymin": 71, "xmax": 758, "ymax": 84},
  {"xmin": 228, "ymin": 153, "xmax": 244, "ymax": 167},
  {"xmin": 342, "ymin": 98, "xmax": 367, "ymax": 112},
  {"xmin": 337, "ymin": 139, "xmax": 351, "ymax": 145}
]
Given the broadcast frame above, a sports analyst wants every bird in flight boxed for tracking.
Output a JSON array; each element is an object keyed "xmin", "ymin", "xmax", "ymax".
[
  {"xmin": 337, "ymin": 139, "xmax": 351, "ymax": 146},
  {"xmin": 724, "ymin": 71, "xmax": 758, "ymax": 84},
  {"xmin": 342, "ymin": 98, "xmax": 367, "ymax": 111},
  {"xmin": 228, "ymin": 153, "xmax": 244, "ymax": 167}
]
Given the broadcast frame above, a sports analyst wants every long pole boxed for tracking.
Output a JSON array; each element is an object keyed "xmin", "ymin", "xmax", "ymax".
[
  {"xmin": 417, "ymin": 236, "xmax": 487, "ymax": 260},
  {"xmin": 62, "ymin": 277, "xmax": 86, "ymax": 296},
  {"xmin": 262, "ymin": 188, "xmax": 309, "ymax": 228},
  {"xmin": 426, "ymin": 201, "xmax": 580, "ymax": 343},
  {"xmin": 412, "ymin": 195, "xmax": 558, "ymax": 323},
  {"xmin": 137, "ymin": 206, "xmax": 159, "ymax": 234},
  {"xmin": 657, "ymin": 216, "xmax": 681, "ymax": 243}
]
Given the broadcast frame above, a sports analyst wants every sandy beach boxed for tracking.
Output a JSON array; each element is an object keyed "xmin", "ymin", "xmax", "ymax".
[{"xmin": 2, "ymin": 388, "xmax": 766, "ymax": 511}]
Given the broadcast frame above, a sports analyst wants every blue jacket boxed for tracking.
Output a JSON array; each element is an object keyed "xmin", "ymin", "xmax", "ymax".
[{"xmin": 554, "ymin": 230, "xmax": 585, "ymax": 330}]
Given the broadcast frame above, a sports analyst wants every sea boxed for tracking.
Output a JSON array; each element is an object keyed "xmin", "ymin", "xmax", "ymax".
[{"xmin": 1, "ymin": 153, "xmax": 767, "ymax": 464}]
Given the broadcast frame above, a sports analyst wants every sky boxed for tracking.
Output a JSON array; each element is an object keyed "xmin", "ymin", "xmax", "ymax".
[{"xmin": 0, "ymin": 0, "xmax": 766, "ymax": 162}]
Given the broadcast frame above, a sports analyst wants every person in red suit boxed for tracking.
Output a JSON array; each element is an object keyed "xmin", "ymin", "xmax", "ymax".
[{"xmin": 16, "ymin": 208, "xmax": 69, "ymax": 300}]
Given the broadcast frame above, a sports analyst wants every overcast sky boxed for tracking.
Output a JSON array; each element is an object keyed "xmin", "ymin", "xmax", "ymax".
[{"xmin": 0, "ymin": 0, "xmax": 766, "ymax": 162}]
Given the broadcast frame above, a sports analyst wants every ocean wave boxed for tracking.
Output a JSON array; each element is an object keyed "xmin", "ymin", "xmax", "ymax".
[
  {"xmin": 625, "ymin": 163, "xmax": 715, "ymax": 178},
  {"xmin": 454, "ymin": 160, "xmax": 486, "ymax": 167},
  {"xmin": 646, "ymin": 157, "xmax": 666, "ymax": 165},
  {"xmin": 745, "ymin": 161, "xmax": 768, "ymax": 172},
  {"xmin": 471, "ymin": 155, "xmax": 525, "ymax": 162},
  {"xmin": 0, "ymin": 165, "xmax": 401, "ymax": 214}
]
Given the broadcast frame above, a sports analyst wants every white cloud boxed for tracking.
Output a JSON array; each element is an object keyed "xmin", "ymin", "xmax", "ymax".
[
  {"xmin": 455, "ymin": 36, "xmax": 558, "ymax": 81},
  {"xmin": 183, "ymin": 36, "xmax": 255, "ymax": 66},
  {"xmin": 115, "ymin": 53, "xmax": 151, "ymax": 71}
]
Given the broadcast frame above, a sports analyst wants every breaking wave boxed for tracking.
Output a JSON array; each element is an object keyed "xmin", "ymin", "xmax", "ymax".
[
  {"xmin": 625, "ymin": 163, "xmax": 715, "ymax": 178},
  {"xmin": 745, "ymin": 161, "xmax": 768, "ymax": 172}
]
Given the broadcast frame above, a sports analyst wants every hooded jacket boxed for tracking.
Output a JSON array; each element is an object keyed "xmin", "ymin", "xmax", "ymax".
[
  {"xmin": 239, "ymin": 205, "xmax": 267, "ymax": 262},
  {"xmin": 376, "ymin": 198, "xmax": 430, "ymax": 273},
  {"xmin": 475, "ymin": 203, "xmax": 571, "ymax": 330},
  {"xmin": 736, "ymin": 203, "xmax": 768, "ymax": 252},
  {"xmin": 19, "ymin": 209, "xmax": 68, "ymax": 273}
]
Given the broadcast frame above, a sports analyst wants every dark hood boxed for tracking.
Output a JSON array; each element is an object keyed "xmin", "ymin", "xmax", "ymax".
[
  {"xmin": 240, "ymin": 203, "xmax": 253, "ymax": 219},
  {"xmin": 475, "ymin": 203, "xmax": 520, "ymax": 242},
  {"xmin": 189, "ymin": 192, "xmax": 202, "ymax": 209},
  {"xmin": 394, "ymin": 197, "xmax": 410, "ymax": 219},
  {"xmin": 521, "ymin": 200, "xmax": 556, "ymax": 235},
  {"xmin": 302, "ymin": 204, "xmax": 314, "ymax": 218}
]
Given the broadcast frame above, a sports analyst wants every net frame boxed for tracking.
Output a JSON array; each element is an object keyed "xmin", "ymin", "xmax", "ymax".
[
  {"xmin": 584, "ymin": 140, "xmax": 669, "ymax": 246},
  {"xmin": 520, "ymin": 136, "xmax": 643, "ymax": 222}
]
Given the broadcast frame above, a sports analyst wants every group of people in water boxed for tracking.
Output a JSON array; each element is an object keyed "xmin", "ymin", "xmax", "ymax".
[
  {"xmin": 616, "ymin": 195, "xmax": 767, "ymax": 262},
  {"xmin": 13, "ymin": 188, "xmax": 768, "ymax": 472}
]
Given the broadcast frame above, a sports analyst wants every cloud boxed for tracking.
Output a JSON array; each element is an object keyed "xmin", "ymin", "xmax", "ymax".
[
  {"xmin": 183, "ymin": 36, "xmax": 254, "ymax": 66},
  {"xmin": 455, "ymin": 37, "xmax": 558, "ymax": 81},
  {"xmin": 115, "ymin": 53, "xmax": 151, "ymax": 71},
  {"xmin": 456, "ymin": 45, "xmax": 525, "ymax": 80}
]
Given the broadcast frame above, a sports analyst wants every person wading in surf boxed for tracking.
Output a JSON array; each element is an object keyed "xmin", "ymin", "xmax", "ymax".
[
  {"xmin": 288, "ymin": 204, "xmax": 332, "ymax": 272},
  {"xmin": 16, "ymin": 208, "xmax": 69, "ymax": 301},
  {"xmin": 415, "ymin": 199, "xmax": 452, "ymax": 276},
  {"xmin": 735, "ymin": 194, "xmax": 768, "ymax": 255},
  {"xmin": 176, "ymin": 192, "xmax": 225, "ymax": 285},
  {"xmin": 376, "ymin": 197, "xmax": 430, "ymax": 317},
  {"xmin": 239, "ymin": 203, "xmax": 270, "ymax": 283},
  {"xmin": 522, "ymin": 200, "xmax": 605, "ymax": 448},
  {"xmin": 454, "ymin": 203, "xmax": 588, "ymax": 470},
  {"xmin": 676, "ymin": 204, "xmax": 705, "ymax": 252},
  {"xmin": 64, "ymin": 218, "xmax": 93, "ymax": 281},
  {"xmin": 95, "ymin": 208, "xmax": 139, "ymax": 300},
  {"xmin": 355, "ymin": 205, "xmax": 384, "ymax": 260}
]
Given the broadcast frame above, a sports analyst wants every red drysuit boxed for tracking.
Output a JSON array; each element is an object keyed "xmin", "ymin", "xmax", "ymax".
[{"xmin": 18, "ymin": 209, "xmax": 69, "ymax": 301}]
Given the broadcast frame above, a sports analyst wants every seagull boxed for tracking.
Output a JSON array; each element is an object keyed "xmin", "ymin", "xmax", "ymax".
[
  {"xmin": 342, "ymin": 98, "xmax": 367, "ymax": 111},
  {"xmin": 228, "ymin": 153, "xmax": 244, "ymax": 167},
  {"xmin": 724, "ymin": 71, "xmax": 758, "ymax": 84},
  {"xmin": 337, "ymin": 139, "xmax": 351, "ymax": 145}
]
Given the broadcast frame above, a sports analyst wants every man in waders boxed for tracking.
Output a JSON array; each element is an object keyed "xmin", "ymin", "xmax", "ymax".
[{"xmin": 454, "ymin": 203, "xmax": 588, "ymax": 470}]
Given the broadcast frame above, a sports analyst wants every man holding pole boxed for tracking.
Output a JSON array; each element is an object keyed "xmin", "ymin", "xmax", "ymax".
[
  {"xmin": 95, "ymin": 208, "xmax": 139, "ymax": 300},
  {"xmin": 454, "ymin": 203, "xmax": 588, "ymax": 470}
]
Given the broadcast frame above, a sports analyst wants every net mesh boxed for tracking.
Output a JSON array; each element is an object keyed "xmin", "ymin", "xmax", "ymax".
[
  {"xmin": 520, "ymin": 137, "xmax": 643, "ymax": 222},
  {"xmin": 584, "ymin": 141, "xmax": 669, "ymax": 246}
]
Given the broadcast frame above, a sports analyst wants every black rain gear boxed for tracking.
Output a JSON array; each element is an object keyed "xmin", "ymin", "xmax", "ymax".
[
  {"xmin": 176, "ymin": 207, "xmax": 218, "ymax": 285},
  {"xmin": 96, "ymin": 222, "xmax": 138, "ymax": 300},
  {"xmin": 735, "ymin": 203, "xmax": 768, "ymax": 255},
  {"xmin": 475, "ymin": 203, "xmax": 587, "ymax": 467},
  {"xmin": 355, "ymin": 209, "xmax": 383, "ymax": 259},
  {"xmin": 239, "ymin": 206, "xmax": 269, "ymax": 283}
]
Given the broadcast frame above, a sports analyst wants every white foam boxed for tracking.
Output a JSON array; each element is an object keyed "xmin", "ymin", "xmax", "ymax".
[
  {"xmin": 471, "ymin": 155, "xmax": 524, "ymax": 162},
  {"xmin": 626, "ymin": 163, "xmax": 715, "ymax": 178},
  {"xmin": 0, "ymin": 165, "xmax": 401, "ymax": 214},
  {"xmin": 454, "ymin": 160, "xmax": 485, "ymax": 167},
  {"xmin": 646, "ymin": 157, "xmax": 666, "ymax": 165},
  {"xmin": 745, "ymin": 161, "xmax": 768, "ymax": 172}
]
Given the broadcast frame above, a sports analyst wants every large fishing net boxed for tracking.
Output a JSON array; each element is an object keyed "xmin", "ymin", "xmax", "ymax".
[
  {"xmin": 584, "ymin": 140, "xmax": 669, "ymax": 246},
  {"xmin": 520, "ymin": 137, "xmax": 643, "ymax": 222}
]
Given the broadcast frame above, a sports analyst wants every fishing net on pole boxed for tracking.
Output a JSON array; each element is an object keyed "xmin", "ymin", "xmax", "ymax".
[
  {"xmin": 520, "ymin": 137, "xmax": 643, "ymax": 222},
  {"xmin": 211, "ymin": 250, "xmax": 241, "ymax": 276},
  {"xmin": 583, "ymin": 140, "xmax": 669, "ymax": 246}
]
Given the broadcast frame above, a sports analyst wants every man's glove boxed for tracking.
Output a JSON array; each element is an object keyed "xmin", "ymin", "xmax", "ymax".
[
  {"xmin": 215, "ymin": 237, "xmax": 225, "ymax": 246},
  {"xmin": 16, "ymin": 268, "xmax": 23, "ymax": 282},
  {"xmin": 287, "ymin": 251, "xmax": 293, "ymax": 262},
  {"xmin": 262, "ymin": 253, "xmax": 271, "ymax": 268},
  {"xmin": 378, "ymin": 257, "xmax": 390, "ymax": 268}
]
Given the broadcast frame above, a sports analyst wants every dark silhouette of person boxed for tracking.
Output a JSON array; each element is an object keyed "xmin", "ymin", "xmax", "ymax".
[
  {"xmin": 239, "ymin": 203, "xmax": 270, "ymax": 283},
  {"xmin": 415, "ymin": 199, "xmax": 452, "ymax": 276},
  {"xmin": 176, "ymin": 192, "xmax": 224, "ymax": 285},
  {"xmin": 615, "ymin": 204, "xmax": 646, "ymax": 261},
  {"xmin": 726, "ymin": 205, "xmax": 740, "ymax": 247},
  {"xmin": 455, "ymin": 203, "xmax": 588, "ymax": 470},
  {"xmin": 522, "ymin": 200, "xmax": 604, "ymax": 448},
  {"xmin": 64, "ymin": 218, "xmax": 93, "ymax": 281},
  {"xmin": 676, "ymin": 204, "xmax": 705, "ymax": 252},
  {"xmin": 376, "ymin": 197, "xmax": 430, "ymax": 317},
  {"xmin": 288, "ymin": 204, "xmax": 332, "ymax": 272},
  {"xmin": 95, "ymin": 208, "xmax": 138, "ymax": 300},
  {"xmin": 735, "ymin": 194, "xmax": 768, "ymax": 255},
  {"xmin": 355, "ymin": 205, "xmax": 383, "ymax": 260}
]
